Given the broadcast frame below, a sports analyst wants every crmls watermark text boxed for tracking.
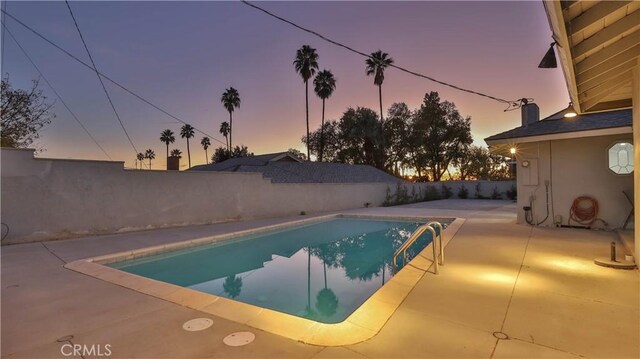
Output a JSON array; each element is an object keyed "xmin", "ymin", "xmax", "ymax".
[{"xmin": 60, "ymin": 344, "xmax": 112, "ymax": 357}]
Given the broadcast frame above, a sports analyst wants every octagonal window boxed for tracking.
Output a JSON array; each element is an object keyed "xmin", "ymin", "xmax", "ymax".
[{"xmin": 608, "ymin": 142, "xmax": 634, "ymax": 175}]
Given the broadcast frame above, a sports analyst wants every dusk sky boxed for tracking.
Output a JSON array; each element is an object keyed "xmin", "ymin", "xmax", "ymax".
[{"xmin": 2, "ymin": 1, "xmax": 570, "ymax": 169}]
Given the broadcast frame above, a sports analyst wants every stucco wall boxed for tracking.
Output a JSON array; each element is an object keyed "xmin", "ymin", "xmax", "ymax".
[
  {"xmin": 1, "ymin": 149, "xmax": 391, "ymax": 243},
  {"xmin": 515, "ymin": 134, "xmax": 634, "ymax": 229},
  {"xmin": 1, "ymin": 148, "xmax": 516, "ymax": 244}
]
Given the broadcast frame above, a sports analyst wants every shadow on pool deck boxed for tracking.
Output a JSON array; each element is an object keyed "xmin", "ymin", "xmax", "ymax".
[{"xmin": 2, "ymin": 199, "xmax": 638, "ymax": 358}]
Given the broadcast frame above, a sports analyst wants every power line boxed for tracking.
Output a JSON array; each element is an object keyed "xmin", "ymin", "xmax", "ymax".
[
  {"xmin": 63, "ymin": 0, "xmax": 140, "ymax": 158},
  {"xmin": 241, "ymin": 1, "xmax": 527, "ymax": 111},
  {"xmin": 0, "ymin": 9, "xmax": 227, "ymax": 148},
  {"xmin": 3, "ymin": 23, "xmax": 112, "ymax": 160}
]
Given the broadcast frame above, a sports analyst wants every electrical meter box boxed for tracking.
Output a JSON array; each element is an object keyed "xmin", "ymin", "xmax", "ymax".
[{"xmin": 520, "ymin": 158, "xmax": 538, "ymax": 186}]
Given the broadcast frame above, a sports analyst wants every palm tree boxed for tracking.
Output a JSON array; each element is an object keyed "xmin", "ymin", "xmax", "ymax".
[
  {"xmin": 365, "ymin": 50, "xmax": 394, "ymax": 123},
  {"xmin": 293, "ymin": 45, "xmax": 319, "ymax": 160},
  {"xmin": 219, "ymin": 122, "xmax": 230, "ymax": 151},
  {"xmin": 160, "ymin": 129, "xmax": 175, "ymax": 168},
  {"xmin": 170, "ymin": 149, "xmax": 182, "ymax": 158},
  {"xmin": 313, "ymin": 70, "xmax": 336, "ymax": 162},
  {"xmin": 221, "ymin": 88, "xmax": 240, "ymax": 149},
  {"xmin": 201, "ymin": 137, "xmax": 211, "ymax": 164},
  {"xmin": 136, "ymin": 152, "xmax": 145, "ymax": 169},
  {"xmin": 144, "ymin": 149, "xmax": 155, "ymax": 169},
  {"xmin": 180, "ymin": 124, "xmax": 195, "ymax": 168}
]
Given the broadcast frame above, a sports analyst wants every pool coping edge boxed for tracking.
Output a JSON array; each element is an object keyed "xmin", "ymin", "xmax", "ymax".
[{"xmin": 64, "ymin": 214, "xmax": 466, "ymax": 346}]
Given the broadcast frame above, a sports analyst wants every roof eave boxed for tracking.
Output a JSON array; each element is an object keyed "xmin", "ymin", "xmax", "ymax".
[{"xmin": 485, "ymin": 125, "xmax": 632, "ymax": 146}]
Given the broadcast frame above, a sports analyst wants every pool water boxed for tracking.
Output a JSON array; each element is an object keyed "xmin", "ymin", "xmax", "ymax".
[{"xmin": 110, "ymin": 217, "xmax": 443, "ymax": 323}]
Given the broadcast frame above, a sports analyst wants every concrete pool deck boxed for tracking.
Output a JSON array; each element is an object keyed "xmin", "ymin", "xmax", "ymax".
[{"xmin": 2, "ymin": 199, "xmax": 638, "ymax": 358}]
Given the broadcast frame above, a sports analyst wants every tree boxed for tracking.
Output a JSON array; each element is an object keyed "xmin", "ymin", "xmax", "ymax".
[
  {"xmin": 144, "ymin": 149, "xmax": 155, "ymax": 169},
  {"xmin": 287, "ymin": 148, "xmax": 307, "ymax": 161},
  {"xmin": 365, "ymin": 50, "xmax": 394, "ymax": 123},
  {"xmin": 136, "ymin": 152, "xmax": 145, "ymax": 170},
  {"xmin": 303, "ymin": 120, "xmax": 341, "ymax": 162},
  {"xmin": 293, "ymin": 45, "xmax": 319, "ymax": 160},
  {"xmin": 384, "ymin": 103, "xmax": 412, "ymax": 174},
  {"xmin": 1, "ymin": 77, "xmax": 54, "ymax": 148},
  {"xmin": 159, "ymin": 129, "xmax": 175, "ymax": 163},
  {"xmin": 219, "ymin": 121, "xmax": 230, "ymax": 151},
  {"xmin": 211, "ymin": 145, "xmax": 253, "ymax": 164},
  {"xmin": 170, "ymin": 149, "xmax": 182, "ymax": 158},
  {"xmin": 180, "ymin": 124, "xmax": 195, "ymax": 168},
  {"xmin": 313, "ymin": 70, "xmax": 336, "ymax": 162},
  {"xmin": 221, "ymin": 88, "xmax": 240, "ymax": 149},
  {"xmin": 409, "ymin": 92, "xmax": 472, "ymax": 181},
  {"xmin": 337, "ymin": 107, "xmax": 382, "ymax": 167},
  {"xmin": 200, "ymin": 137, "xmax": 211, "ymax": 164},
  {"xmin": 365, "ymin": 51, "xmax": 394, "ymax": 169},
  {"xmin": 457, "ymin": 145, "xmax": 511, "ymax": 180}
]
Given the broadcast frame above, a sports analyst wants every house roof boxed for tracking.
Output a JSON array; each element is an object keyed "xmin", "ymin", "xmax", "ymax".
[
  {"xmin": 543, "ymin": 1, "xmax": 638, "ymax": 113},
  {"xmin": 484, "ymin": 108, "xmax": 632, "ymax": 145},
  {"xmin": 189, "ymin": 151, "xmax": 301, "ymax": 172},
  {"xmin": 189, "ymin": 155, "xmax": 403, "ymax": 184}
]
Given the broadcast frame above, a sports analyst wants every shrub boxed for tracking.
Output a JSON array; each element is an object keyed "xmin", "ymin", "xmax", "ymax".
[
  {"xmin": 506, "ymin": 185, "xmax": 517, "ymax": 201},
  {"xmin": 441, "ymin": 184, "xmax": 453, "ymax": 199},
  {"xmin": 424, "ymin": 186, "xmax": 442, "ymax": 201},
  {"xmin": 475, "ymin": 182, "xmax": 488, "ymax": 199},
  {"xmin": 383, "ymin": 186, "xmax": 392, "ymax": 206},
  {"xmin": 491, "ymin": 186, "xmax": 502, "ymax": 200},
  {"xmin": 458, "ymin": 185, "xmax": 468, "ymax": 199},
  {"xmin": 395, "ymin": 183, "xmax": 410, "ymax": 204}
]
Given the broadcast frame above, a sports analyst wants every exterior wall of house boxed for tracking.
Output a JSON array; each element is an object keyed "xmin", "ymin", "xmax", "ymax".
[{"xmin": 515, "ymin": 134, "xmax": 634, "ymax": 230}]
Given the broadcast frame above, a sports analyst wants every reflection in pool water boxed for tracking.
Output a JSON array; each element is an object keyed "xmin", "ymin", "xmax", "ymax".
[{"xmin": 110, "ymin": 218, "xmax": 441, "ymax": 323}]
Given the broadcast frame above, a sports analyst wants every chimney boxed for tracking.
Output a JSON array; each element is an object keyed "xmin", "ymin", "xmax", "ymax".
[{"xmin": 521, "ymin": 103, "xmax": 540, "ymax": 127}]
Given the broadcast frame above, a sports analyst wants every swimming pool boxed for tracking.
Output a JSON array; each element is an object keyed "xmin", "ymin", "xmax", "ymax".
[{"xmin": 108, "ymin": 217, "xmax": 449, "ymax": 324}]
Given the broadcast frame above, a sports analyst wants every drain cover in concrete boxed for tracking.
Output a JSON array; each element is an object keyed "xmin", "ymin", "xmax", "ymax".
[
  {"xmin": 182, "ymin": 318, "xmax": 213, "ymax": 331},
  {"xmin": 223, "ymin": 331, "xmax": 255, "ymax": 347},
  {"xmin": 492, "ymin": 331, "xmax": 509, "ymax": 340}
]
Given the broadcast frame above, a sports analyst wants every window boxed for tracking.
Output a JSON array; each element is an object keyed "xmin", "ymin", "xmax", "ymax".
[{"xmin": 608, "ymin": 142, "xmax": 634, "ymax": 175}]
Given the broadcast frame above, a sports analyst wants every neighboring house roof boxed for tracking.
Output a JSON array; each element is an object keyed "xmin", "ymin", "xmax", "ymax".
[
  {"xmin": 485, "ymin": 108, "xmax": 632, "ymax": 145},
  {"xmin": 190, "ymin": 151, "xmax": 301, "ymax": 172},
  {"xmin": 190, "ymin": 154, "xmax": 403, "ymax": 184}
]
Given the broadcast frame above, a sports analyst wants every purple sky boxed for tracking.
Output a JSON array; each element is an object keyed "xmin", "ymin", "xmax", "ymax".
[{"xmin": 2, "ymin": 1, "xmax": 569, "ymax": 169}]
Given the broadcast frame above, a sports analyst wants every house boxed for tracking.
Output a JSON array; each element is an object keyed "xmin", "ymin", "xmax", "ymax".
[
  {"xmin": 189, "ymin": 151, "xmax": 403, "ymax": 184},
  {"xmin": 542, "ymin": 1, "xmax": 639, "ymax": 262},
  {"xmin": 485, "ymin": 104, "xmax": 633, "ymax": 229}
]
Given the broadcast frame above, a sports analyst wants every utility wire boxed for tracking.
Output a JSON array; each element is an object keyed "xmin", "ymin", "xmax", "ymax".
[
  {"xmin": 1, "ymin": 0, "xmax": 6, "ymax": 72},
  {"xmin": 0, "ymin": 8, "xmax": 227, "ymax": 147},
  {"xmin": 3, "ymin": 23, "xmax": 112, "ymax": 160},
  {"xmin": 241, "ymin": 1, "xmax": 527, "ymax": 111},
  {"xmin": 63, "ymin": 0, "xmax": 140, "ymax": 158}
]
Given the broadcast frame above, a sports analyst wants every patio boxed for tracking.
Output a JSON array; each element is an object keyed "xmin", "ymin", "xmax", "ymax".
[{"xmin": 2, "ymin": 199, "xmax": 638, "ymax": 358}]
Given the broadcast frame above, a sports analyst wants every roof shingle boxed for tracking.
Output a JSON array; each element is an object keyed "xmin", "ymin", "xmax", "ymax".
[{"xmin": 485, "ymin": 109, "xmax": 632, "ymax": 143}]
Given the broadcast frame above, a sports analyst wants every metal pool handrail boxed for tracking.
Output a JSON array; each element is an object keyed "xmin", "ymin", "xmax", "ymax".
[
  {"xmin": 427, "ymin": 221, "xmax": 445, "ymax": 266},
  {"xmin": 392, "ymin": 221, "xmax": 445, "ymax": 274}
]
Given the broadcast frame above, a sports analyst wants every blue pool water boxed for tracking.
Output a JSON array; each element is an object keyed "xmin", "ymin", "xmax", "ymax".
[{"xmin": 110, "ymin": 217, "xmax": 446, "ymax": 323}]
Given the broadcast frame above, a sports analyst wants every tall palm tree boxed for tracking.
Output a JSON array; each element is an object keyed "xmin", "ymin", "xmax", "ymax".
[
  {"xmin": 136, "ymin": 152, "xmax": 145, "ymax": 169},
  {"xmin": 180, "ymin": 124, "xmax": 195, "ymax": 168},
  {"xmin": 144, "ymin": 149, "xmax": 155, "ymax": 169},
  {"xmin": 201, "ymin": 137, "xmax": 211, "ymax": 164},
  {"xmin": 365, "ymin": 50, "xmax": 394, "ymax": 123},
  {"xmin": 170, "ymin": 149, "xmax": 182, "ymax": 158},
  {"xmin": 160, "ymin": 129, "xmax": 175, "ymax": 168},
  {"xmin": 219, "ymin": 121, "xmax": 230, "ymax": 151},
  {"xmin": 313, "ymin": 70, "xmax": 336, "ymax": 162},
  {"xmin": 221, "ymin": 88, "xmax": 240, "ymax": 149},
  {"xmin": 293, "ymin": 45, "xmax": 319, "ymax": 160}
]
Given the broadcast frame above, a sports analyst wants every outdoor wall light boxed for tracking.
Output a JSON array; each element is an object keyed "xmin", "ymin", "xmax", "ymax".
[
  {"xmin": 510, "ymin": 147, "xmax": 516, "ymax": 155},
  {"xmin": 563, "ymin": 102, "xmax": 577, "ymax": 118},
  {"xmin": 538, "ymin": 42, "xmax": 557, "ymax": 69}
]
